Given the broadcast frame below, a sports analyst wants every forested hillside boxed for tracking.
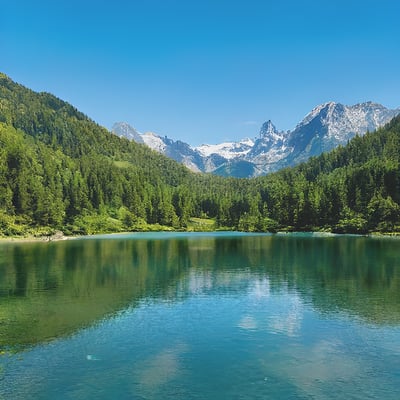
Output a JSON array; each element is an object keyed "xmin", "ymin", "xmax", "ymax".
[
  {"xmin": 0, "ymin": 73, "xmax": 399, "ymax": 235},
  {"xmin": 0, "ymin": 73, "xmax": 194, "ymax": 235}
]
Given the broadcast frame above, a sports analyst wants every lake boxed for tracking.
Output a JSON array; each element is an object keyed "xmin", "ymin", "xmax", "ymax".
[{"xmin": 1, "ymin": 232, "xmax": 399, "ymax": 399}]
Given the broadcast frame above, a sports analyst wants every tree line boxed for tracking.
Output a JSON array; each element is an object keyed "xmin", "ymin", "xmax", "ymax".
[{"xmin": 1, "ymin": 72, "xmax": 399, "ymax": 236}]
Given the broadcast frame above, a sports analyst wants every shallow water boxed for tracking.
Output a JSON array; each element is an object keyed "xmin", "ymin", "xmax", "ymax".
[{"xmin": 1, "ymin": 232, "xmax": 399, "ymax": 399}]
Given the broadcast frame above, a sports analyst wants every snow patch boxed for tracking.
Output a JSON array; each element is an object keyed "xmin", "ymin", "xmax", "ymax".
[
  {"xmin": 195, "ymin": 138, "xmax": 254, "ymax": 159},
  {"xmin": 141, "ymin": 132, "xmax": 167, "ymax": 153}
]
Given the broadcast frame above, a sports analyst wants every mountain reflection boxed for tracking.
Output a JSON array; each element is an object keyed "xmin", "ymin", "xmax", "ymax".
[{"xmin": 0, "ymin": 233, "xmax": 399, "ymax": 348}]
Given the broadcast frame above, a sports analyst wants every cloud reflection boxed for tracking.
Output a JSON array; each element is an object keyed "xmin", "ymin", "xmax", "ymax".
[
  {"xmin": 133, "ymin": 343, "xmax": 188, "ymax": 393},
  {"xmin": 238, "ymin": 315, "xmax": 258, "ymax": 330},
  {"xmin": 268, "ymin": 296, "xmax": 303, "ymax": 337},
  {"xmin": 273, "ymin": 340, "xmax": 360, "ymax": 399}
]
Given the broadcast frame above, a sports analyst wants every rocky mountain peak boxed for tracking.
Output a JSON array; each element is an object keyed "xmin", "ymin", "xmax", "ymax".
[
  {"xmin": 112, "ymin": 101, "xmax": 400, "ymax": 178},
  {"xmin": 259, "ymin": 120, "xmax": 279, "ymax": 138},
  {"xmin": 299, "ymin": 101, "xmax": 340, "ymax": 127},
  {"xmin": 112, "ymin": 122, "xmax": 143, "ymax": 143}
]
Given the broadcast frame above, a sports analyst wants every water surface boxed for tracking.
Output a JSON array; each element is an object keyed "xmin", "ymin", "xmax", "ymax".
[{"xmin": 1, "ymin": 232, "xmax": 399, "ymax": 399}]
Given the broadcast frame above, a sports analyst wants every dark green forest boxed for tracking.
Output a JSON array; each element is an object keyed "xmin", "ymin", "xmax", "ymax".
[{"xmin": 1, "ymin": 72, "xmax": 400, "ymax": 236}]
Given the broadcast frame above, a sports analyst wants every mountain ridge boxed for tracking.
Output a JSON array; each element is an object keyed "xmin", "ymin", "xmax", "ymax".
[
  {"xmin": 113, "ymin": 101, "xmax": 400, "ymax": 177},
  {"xmin": 1, "ymin": 72, "xmax": 400, "ymax": 236}
]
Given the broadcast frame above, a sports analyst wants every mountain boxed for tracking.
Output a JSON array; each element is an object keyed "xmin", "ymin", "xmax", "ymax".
[
  {"xmin": 195, "ymin": 137, "xmax": 254, "ymax": 160},
  {"xmin": 112, "ymin": 122, "xmax": 231, "ymax": 173},
  {"xmin": 243, "ymin": 120, "xmax": 291, "ymax": 173},
  {"xmin": 113, "ymin": 102, "xmax": 400, "ymax": 177},
  {"xmin": 285, "ymin": 101, "xmax": 400, "ymax": 166},
  {"xmin": 112, "ymin": 122, "xmax": 205, "ymax": 172},
  {"xmin": 1, "ymin": 72, "xmax": 400, "ymax": 235},
  {"xmin": 0, "ymin": 72, "xmax": 197, "ymax": 234},
  {"xmin": 112, "ymin": 122, "xmax": 144, "ymax": 143}
]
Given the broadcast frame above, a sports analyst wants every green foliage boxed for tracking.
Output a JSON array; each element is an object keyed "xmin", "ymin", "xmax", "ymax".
[
  {"xmin": 187, "ymin": 217, "xmax": 216, "ymax": 231},
  {"xmin": 334, "ymin": 207, "xmax": 368, "ymax": 234},
  {"xmin": 70, "ymin": 214, "xmax": 123, "ymax": 235},
  {"xmin": 0, "ymin": 210, "xmax": 25, "ymax": 236},
  {"xmin": 1, "ymin": 73, "xmax": 400, "ymax": 236},
  {"xmin": 367, "ymin": 194, "xmax": 400, "ymax": 232},
  {"xmin": 260, "ymin": 217, "xmax": 280, "ymax": 233}
]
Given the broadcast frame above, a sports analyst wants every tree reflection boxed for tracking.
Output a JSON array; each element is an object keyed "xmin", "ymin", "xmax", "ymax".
[{"xmin": 0, "ymin": 233, "xmax": 399, "ymax": 349}]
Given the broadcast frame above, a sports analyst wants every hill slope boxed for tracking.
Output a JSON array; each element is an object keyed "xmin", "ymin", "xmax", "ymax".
[
  {"xmin": 0, "ymin": 73, "xmax": 195, "ymax": 234},
  {"xmin": 1, "ymin": 73, "xmax": 400, "ymax": 235}
]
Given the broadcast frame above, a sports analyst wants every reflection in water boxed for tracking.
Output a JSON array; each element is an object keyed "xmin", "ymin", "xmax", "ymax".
[
  {"xmin": 268, "ymin": 295, "xmax": 303, "ymax": 337},
  {"xmin": 0, "ymin": 235, "xmax": 193, "ymax": 347},
  {"xmin": 1, "ymin": 233, "xmax": 400, "ymax": 399},
  {"xmin": 0, "ymin": 233, "xmax": 400, "ymax": 349},
  {"xmin": 271, "ymin": 339, "xmax": 361, "ymax": 399},
  {"xmin": 134, "ymin": 342, "xmax": 189, "ymax": 397},
  {"xmin": 238, "ymin": 315, "xmax": 258, "ymax": 330}
]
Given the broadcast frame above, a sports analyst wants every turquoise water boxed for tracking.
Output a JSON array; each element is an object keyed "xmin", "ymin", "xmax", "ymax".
[{"xmin": 1, "ymin": 232, "xmax": 399, "ymax": 399}]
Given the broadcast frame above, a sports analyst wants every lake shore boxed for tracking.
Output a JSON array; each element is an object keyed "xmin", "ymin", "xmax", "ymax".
[
  {"xmin": 0, "ymin": 233, "xmax": 76, "ymax": 243},
  {"xmin": 1, "ymin": 230, "xmax": 400, "ymax": 244}
]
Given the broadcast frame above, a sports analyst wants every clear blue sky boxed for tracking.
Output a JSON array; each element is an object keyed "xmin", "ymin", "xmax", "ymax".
[{"xmin": 2, "ymin": 0, "xmax": 400, "ymax": 145}]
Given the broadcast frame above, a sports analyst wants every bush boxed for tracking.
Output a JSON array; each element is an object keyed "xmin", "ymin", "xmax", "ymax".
[
  {"xmin": 72, "ymin": 214, "xmax": 123, "ymax": 235},
  {"xmin": 0, "ymin": 211, "xmax": 26, "ymax": 236}
]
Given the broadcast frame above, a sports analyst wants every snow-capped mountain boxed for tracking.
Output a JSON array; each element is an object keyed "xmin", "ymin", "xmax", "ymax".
[
  {"xmin": 285, "ymin": 101, "xmax": 400, "ymax": 166},
  {"xmin": 237, "ymin": 102, "xmax": 400, "ymax": 173},
  {"xmin": 112, "ymin": 122, "xmax": 223, "ymax": 173},
  {"xmin": 112, "ymin": 102, "xmax": 400, "ymax": 177},
  {"xmin": 112, "ymin": 122, "xmax": 144, "ymax": 144},
  {"xmin": 244, "ymin": 120, "xmax": 291, "ymax": 172},
  {"xmin": 196, "ymin": 138, "xmax": 254, "ymax": 160}
]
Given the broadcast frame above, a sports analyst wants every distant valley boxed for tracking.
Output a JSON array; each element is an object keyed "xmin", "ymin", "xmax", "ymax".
[{"xmin": 113, "ymin": 102, "xmax": 400, "ymax": 177}]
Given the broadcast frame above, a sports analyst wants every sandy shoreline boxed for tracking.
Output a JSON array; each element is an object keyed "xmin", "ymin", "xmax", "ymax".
[{"xmin": 0, "ymin": 235, "xmax": 76, "ymax": 243}]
